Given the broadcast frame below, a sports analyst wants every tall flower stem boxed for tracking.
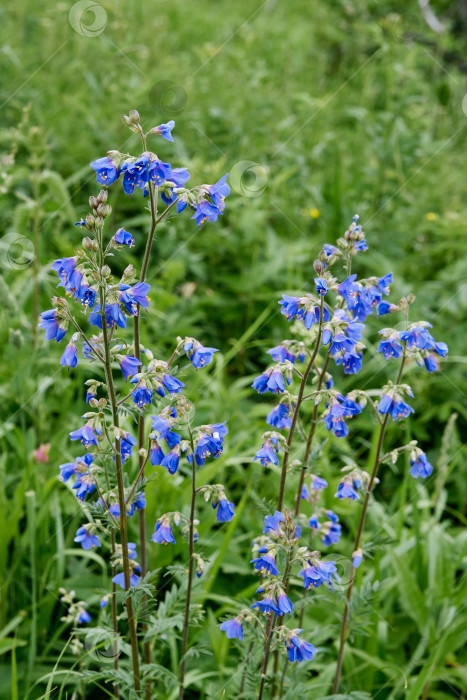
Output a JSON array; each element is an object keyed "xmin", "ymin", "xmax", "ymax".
[
  {"xmin": 294, "ymin": 350, "xmax": 331, "ymax": 517},
  {"xmin": 277, "ymin": 297, "xmax": 325, "ymax": 512},
  {"xmin": 97, "ymin": 227, "xmax": 141, "ymax": 692},
  {"xmin": 331, "ymin": 358, "xmax": 405, "ymax": 693},
  {"xmin": 179, "ymin": 429, "xmax": 197, "ymax": 700},
  {"xmin": 110, "ymin": 529, "xmax": 120, "ymax": 700},
  {"xmin": 31, "ymin": 173, "xmax": 40, "ymax": 348},
  {"xmin": 258, "ymin": 300, "xmax": 325, "ymax": 699},
  {"xmin": 134, "ymin": 127, "xmax": 158, "ymax": 700}
]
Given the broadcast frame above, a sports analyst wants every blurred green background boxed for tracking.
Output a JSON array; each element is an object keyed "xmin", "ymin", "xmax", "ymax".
[{"xmin": 0, "ymin": 0, "xmax": 466, "ymax": 698}]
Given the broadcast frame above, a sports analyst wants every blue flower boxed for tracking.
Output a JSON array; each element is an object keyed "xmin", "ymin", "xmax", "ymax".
[
  {"xmin": 314, "ymin": 277, "xmax": 328, "ymax": 295},
  {"xmin": 311, "ymin": 475, "xmax": 328, "ymax": 491},
  {"xmin": 119, "ymin": 282, "xmax": 151, "ymax": 315},
  {"xmin": 321, "ymin": 520, "xmax": 341, "ymax": 546},
  {"xmin": 152, "ymin": 518, "xmax": 175, "ymax": 545},
  {"xmin": 115, "ymin": 228, "xmax": 134, "ymax": 246},
  {"xmin": 74, "ymin": 525, "xmax": 101, "ymax": 550},
  {"xmin": 220, "ymin": 617, "xmax": 243, "ymax": 640},
  {"xmin": 214, "ymin": 497, "xmax": 235, "ymax": 522},
  {"xmin": 112, "ymin": 571, "xmax": 141, "ymax": 590},
  {"xmin": 78, "ymin": 609, "xmax": 91, "ymax": 624},
  {"xmin": 279, "ymin": 295, "xmax": 301, "ymax": 321},
  {"xmin": 70, "ymin": 424, "xmax": 99, "ymax": 449},
  {"xmin": 79, "ymin": 286, "xmax": 97, "ymax": 308},
  {"xmin": 285, "ymin": 635, "xmax": 316, "ymax": 663},
  {"xmin": 151, "ymin": 415, "xmax": 181, "ymax": 449},
  {"xmin": 185, "ymin": 340, "xmax": 218, "ymax": 369},
  {"xmin": 309, "ymin": 514, "xmax": 319, "ymax": 529},
  {"xmin": 147, "ymin": 158, "xmax": 173, "ymax": 185},
  {"xmin": 51, "ymin": 257, "xmax": 76, "ymax": 285},
  {"xmin": 150, "ymin": 439, "xmax": 165, "ymax": 466},
  {"xmin": 90, "ymin": 156, "xmax": 120, "ymax": 186},
  {"xmin": 208, "ymin": 174, "xmax": 230, "ymax": 212},
  {"xmin": 131, "ymin": 386, "xmax": 152, "ymax": 408},
  {"xmin": 251, "ymin": 595, "xmax": 279, "ymax": 616},
  {"xmin": 423, "ymin": 355, "xmax": 439, "ymax": 373},
  {"xmin": 89, "ymin": 303, "xmax": 127, "ymax": 330},
  {"xmin": 191, "ymin": 200, "xmax": 221, "ymax": 227},
  {"xmin": 120, "ymin": 433, "xmax": 136, "ymax": 461},
  {"xmin": 378, "ymin": 336, "xmax": 403, "ymax": 359},
  {"xmin": 277, "ymin": 591, "xmax": 293, "ymax": 614},
  {"xmin": 409, "ymin": 452, "xmax": 433, "ymax": 479},
  {"xmin": 120, "ymin": 355, "xmax": 142, "ymax": 381},
  {"xmin": 299, "ymin": 560, "xmax": 337, "ymax": 589},
  {"xmin": 39, "ymin": 309, "xmax": 67, "ymax": 342},
  {"xmin": 250, "ymin": 553, "xmax": 279, "ymax": 576},
  {"xmin": 160, "ymin": 167, "xmax": 190, "ymax": 206},
  {"xmin": 252, "ymin": 369, "xmax": 286, "ymax": 394},
  {"xmin": 263, "ymin": 511, "xmax": 285, "ymax": 536},
  {"xmin": 60, "ymin": 342, "xmax": 78, "ymax": 369},
  {"xmin": 121, "ymin": 154, "xmax": 150, "ymax": 196},
  {"xmin": 254, "ymin": 439, "xmax": 279, "ymax": 467},
  {"xmin": 330, "ymin": 333, "xmax": 356, "ymax": 357},
  {"xmin": 153, "ymin": 120, "xmax": 175, "ymax": 141},
  {"xmin": 161, "ymin": 449, "xmax": 180, "ymax": 475},
  {"xmin": 266, "ymin": 403, "xmax": 292, "ymax": 429},
  {"xmin": 399, "ymin": 325, "xmax": 434, "ymax": 350},
  {"xmin": 434, "ymin": 341, "xmax": 448, "ymax": 357},
  {"xmin": 378, "ymin": 395, "xmax": 414, "ymax": 420},
  {"xmin": 161, "ymin": 374, "xmax": 184, "ymax": 395},
  {"xmin": 324, "ymin": 404, "xmax": 349, "ymax": 438},
  {"xmin": 335, "ymin": 478, "xmax": 359, "ymax": 500},
  {"xmin": 340, "ymin": 351, "xmax": 362, "ymax": 374},
  {"xmin": 352, "ymin": 549, "xmax": 363, "ymax": 568},
  {"xmin": 267, "ymin": 344, "xmax": 296, "ymax": 363},
  {"xmin": 72, "ymin": 473, "xmax": 96, "ymax": 501}
]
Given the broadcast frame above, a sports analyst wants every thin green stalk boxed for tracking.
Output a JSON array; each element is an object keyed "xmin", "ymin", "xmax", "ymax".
[
  {"xmin": 332, "ymin": 357, "xmax": 405, "ymax": 693},
  {"xmin": 258, "ymin": 300, "xmax": 325, "ymax": 699},
  {"xmin": 178, "ymin": 429, "xmax": 197, "ymax": 700},
  {"xmin": 25, "ymin": 491, "xmax": 37, "ymax": 692},
  {"xmin": 134, "ymin": 126, "xmax": 158, "ymax": 700},
  {"xmin": 98, "ymin": 226, "xmax": 141, "ymax": 692},
  {"xmin": 294, "ymin": 350, "xmax": 331, "ymax": 517},
  {"xmin": 110, "ymin": 529, "xmax": 120, "ymax": 699},
  {"xmin": 31, "ymin": 174, "xmax": 40, "ymax": 348}
]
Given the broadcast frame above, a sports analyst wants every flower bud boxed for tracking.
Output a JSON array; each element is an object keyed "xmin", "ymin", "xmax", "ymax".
[
  {"xmin": 85, "ymin": 214, "xmax": 95, "ymax": 228},
  {"xmin": 82, "ymin": 236, "xmax": 94, "ymax": 251},
  {"xmin": 96, "ymin": 203, "xmax": 111, "ymax": 217},
  {"xmin": 313, "ymin": 260, "xmax": 324, "ymax": 274},
  {"xmin": 407, "ymin": 292, "xmax": 415, "ymax": 305},
  {"xmin": 129, "ymin": 109, "xmax": 140, "ymax": 124},
  {"xmin": 97, "ymin": 189, "xmax": 108, "ymax": 204},
  {"xmin": 101, "ymin": 265, "xmax": 111, "ymax": 278},
  {"xmin": 89, "ymin": 196, "xmax": 98, "ymax": 210}
]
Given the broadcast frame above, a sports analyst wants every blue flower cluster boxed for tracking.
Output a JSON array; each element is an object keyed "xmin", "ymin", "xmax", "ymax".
[{"xmin": 89, "ymin": 121, "xmax": 229, "ymax": 228}]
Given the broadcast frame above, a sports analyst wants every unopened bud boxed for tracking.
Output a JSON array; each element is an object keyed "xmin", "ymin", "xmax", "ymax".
[
  {"xmin": 82, "ymin": 237, "xmax": 94, "ymax": 251},
  {"xmin": 101, "ymin": 265, "xmax": 111, "ymax": 278},
  {"xmin": 406, "ymin": 293, "xmax": 415, "ymax": 305},
  {"xmin": 129, "ymin": 109, "xmax": 140, "ymax": 124},
  {"xmin": 89, "ymin": 196, "xmax": 98, "ymax": 210},
  {"xmin": 97, "ymin": 189, "xmax": 108, "ymax": 204},
  {"xmin": 313, "ymin": 260, "xmax": 324, "ymax": 274},
  {"xmin": 85, "ymin": 214, "xmax": 95, "ymax": 228}
]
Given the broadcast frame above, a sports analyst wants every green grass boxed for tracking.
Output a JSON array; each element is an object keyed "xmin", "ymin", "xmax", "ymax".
[{"xmin": 0, "ymin": 0, "xmax": 466, "ymax": 697}]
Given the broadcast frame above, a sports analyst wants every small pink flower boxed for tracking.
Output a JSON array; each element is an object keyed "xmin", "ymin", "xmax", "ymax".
[{"xmin": 34, "ymin": 443, "xmax": 51, "ymax": 463}]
